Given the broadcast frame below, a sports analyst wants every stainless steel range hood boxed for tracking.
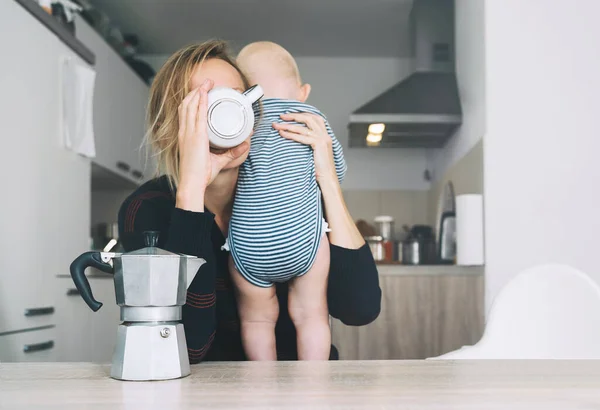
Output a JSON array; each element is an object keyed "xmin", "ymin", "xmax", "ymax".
[{"xmin": 349, "ymin": 0, "xmax": 462, "ymax": 148}]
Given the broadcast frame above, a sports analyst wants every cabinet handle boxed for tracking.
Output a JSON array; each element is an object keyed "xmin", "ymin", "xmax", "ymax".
[
  {"xmin": 24, "ymin": 307, "xmax": 55, "ymax": 317},
  {"xmin": 131, "ymin": 170, "xmax": 144, "ymax": 179},
  {"xmin": 66, "ymin": 288, "xmax": 80, "ymax": 296},
  {"xmin": 23, "ymin": 340, "xmax": 54, "ymax": 353},
  {"xmin": 116, "ymin": 161, "xmax": 131, "ymax": 172}
]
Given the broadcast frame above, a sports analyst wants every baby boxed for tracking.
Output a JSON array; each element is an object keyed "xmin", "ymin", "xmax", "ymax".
[{"xmin": 225, "ymin": 41, "xmax": 346, "ymax": 360}]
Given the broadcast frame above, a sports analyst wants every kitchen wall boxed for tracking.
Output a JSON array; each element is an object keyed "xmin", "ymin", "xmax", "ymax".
[
  {"xmin": 483, "ymin": 0, "xmax": 600, "ymax": 312},
  {"xmin": 140, "ymin": 54, "xmax": 430, "ymax": 192},
  {"xmin": 428, "ymin": 0, "xmax": 485, "ymax": 186}
]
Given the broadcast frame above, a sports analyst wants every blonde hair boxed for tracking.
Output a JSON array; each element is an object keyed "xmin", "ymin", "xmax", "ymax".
[{"xmin": 146, "ymin": 39, "xmax": 250, "ymax": 188}]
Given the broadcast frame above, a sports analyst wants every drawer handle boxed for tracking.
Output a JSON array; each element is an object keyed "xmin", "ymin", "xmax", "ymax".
[
  {"xmin": 116, "ymin": 161, "xmax": 131, "ymax": 172},
  {"xmin": 24, "ymin": 307, "xmax": 55, "ymax": 317},
  {"xmin": 131, "ymin": 170, "xmax": 144, "ymax": 179},
  {"xmin": 66, "ymin": 288, "xmax": 80, "ymax": 296},
  {"xmin": 23, "ymin": 340, "xmax": 54, "ymax": 353}
]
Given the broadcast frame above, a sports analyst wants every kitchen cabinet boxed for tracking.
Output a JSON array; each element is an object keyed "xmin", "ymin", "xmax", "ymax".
[
  {"xmin": 0, "ymin": 327, "xmax": 57, "ymax": 362},
  {"xmin": 75, "ymin": 17, "xmax": 153, "ymax": 186},
  {"xmin": 331, "ymin": 267, "xmax": 484, "ymax": 360},
  {"xmin": 55, "ymin": 276, "xmax": 120, "ymax": 363},
  {"xmin": 0, "ymin": 0, "xmax": 89, "ymax": 339}
]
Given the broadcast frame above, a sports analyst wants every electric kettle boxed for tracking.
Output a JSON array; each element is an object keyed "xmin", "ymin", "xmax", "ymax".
[
  {"xmin": 207, "ymin": 84, "xmax": 264, "ymax": 149},
  {"xmin": 70, "ymin": 231, "xmax": 206, "ymax": 381}
]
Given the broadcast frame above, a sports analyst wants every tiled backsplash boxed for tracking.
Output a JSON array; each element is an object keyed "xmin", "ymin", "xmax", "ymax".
[{"xmin": 342, "ymin": 190, "xmax": 429, "ymax": 240}]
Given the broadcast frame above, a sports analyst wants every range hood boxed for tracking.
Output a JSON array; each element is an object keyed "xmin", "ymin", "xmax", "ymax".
[{"xmin": 349, "ymin": 0, "xmax": 462, "ymax": 148}]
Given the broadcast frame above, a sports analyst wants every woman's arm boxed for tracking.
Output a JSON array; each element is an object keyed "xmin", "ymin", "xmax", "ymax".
[
  {"xmin": 318, "ymin": 177, "xmax": 365, "ymax": 249},
  {"xmin": 327, "ymin": 244, "xmax": 381, "ymax": 325},
  {"xmin": 274, "ymin": 113, "xmax": 382, "ymax": 325},
  {"xmin": 118, "ymin": 188, "xmax": 218, "ymax": 363}
]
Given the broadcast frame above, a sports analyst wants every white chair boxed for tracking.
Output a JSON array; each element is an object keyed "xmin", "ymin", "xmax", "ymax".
[{"xmin": 430, "ymin": 264, "xmax": 600, "ymax": 359}]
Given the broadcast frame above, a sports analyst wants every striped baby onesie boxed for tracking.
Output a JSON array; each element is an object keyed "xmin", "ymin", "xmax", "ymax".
[{"xmin": 227, "ymin": 98, "xmax": 346, "ymax": 287}]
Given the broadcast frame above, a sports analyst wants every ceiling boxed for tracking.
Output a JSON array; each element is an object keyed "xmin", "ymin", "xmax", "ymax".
[{"xmin": 89, "ymin": 0, "xmax": 414, "ymax": 57}]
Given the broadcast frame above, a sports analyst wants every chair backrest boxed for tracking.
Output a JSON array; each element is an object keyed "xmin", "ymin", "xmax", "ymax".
[{"xmin": 435, "ymin": 264, "xmax": 600, "ymax": 359}]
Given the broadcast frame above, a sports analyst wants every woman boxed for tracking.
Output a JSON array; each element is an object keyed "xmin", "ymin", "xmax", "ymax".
[{"xmin": 118, "ymin": 40, "xmax": 381, "ymax": 362}]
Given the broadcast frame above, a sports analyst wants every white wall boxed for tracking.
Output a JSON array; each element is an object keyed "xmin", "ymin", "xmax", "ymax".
[
  {"xmin": 483, "ymin": 0, "xmax": 600, "ymax": 311},
  {"xmin": 140, "ymin": 54, "xmax": 430, "ymax": 191},
  {"xmin": 430, "ymin": 0, "xmax": 486, "ymax": 182}
]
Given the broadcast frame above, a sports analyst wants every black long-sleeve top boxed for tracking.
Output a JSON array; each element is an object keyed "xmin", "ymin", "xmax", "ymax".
[{"xmin": 118, "ymin": 176, "xmax": 381, "ymax": 362}]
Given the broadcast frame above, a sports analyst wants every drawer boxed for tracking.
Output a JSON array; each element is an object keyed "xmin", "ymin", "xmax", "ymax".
[
  {"xmin": 0, "ymin": 257, "xmax": 57, "ymax": 334},
  {"xmin": 0, "ymin": 327, "xmax": 57, "ymax": 362},
  {"xmin": 0, "ymin": 303, "xmax": 56, "ymax": 335},
  {"xmin": 0, "ymin": 299, "xmax": 56, "ymax": 334}
]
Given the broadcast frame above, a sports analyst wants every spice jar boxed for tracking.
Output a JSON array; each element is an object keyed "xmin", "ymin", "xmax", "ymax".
[{"xmin": 374, "ymin": 216, "xmax": 395, "ymax": 262}]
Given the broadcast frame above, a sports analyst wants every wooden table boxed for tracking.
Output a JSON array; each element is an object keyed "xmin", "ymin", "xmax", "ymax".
[{"xmin": 1, "ymin": 360, "xmax": 600, "ymax": 409}]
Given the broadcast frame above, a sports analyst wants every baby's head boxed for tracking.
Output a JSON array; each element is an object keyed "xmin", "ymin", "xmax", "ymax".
[{"xmin": 237, "ymin": 41, "xmax": 311, "ymax": 102}]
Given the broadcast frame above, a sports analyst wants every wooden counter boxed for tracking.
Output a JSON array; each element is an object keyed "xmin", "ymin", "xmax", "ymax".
[
  {"xmin": 1, "ymin": 361, "xmax": 599, "ymax": 409},
  {"xmin": 375, "ymin": 264, "xmax": 484, "ymax": 276},
  {"xmin": 332, "ymin": 266, "xmax": 484, "ymax": 360}
]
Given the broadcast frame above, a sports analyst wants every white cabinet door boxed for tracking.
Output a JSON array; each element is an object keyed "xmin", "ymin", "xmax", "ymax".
[
  {"xmin": 55, "ymin": 277, "xmax": 120, "ymax": 363},
  {"xmin": 0, "ymin": 1, "xmax": 90, "ymax": 334},
  {"xmin": 75, "ymin": 17, "xmax": 151, "ymax": 185},
  {"xmin": 0, "ymin": 327, "xmax": 57, "ymax": 362}
]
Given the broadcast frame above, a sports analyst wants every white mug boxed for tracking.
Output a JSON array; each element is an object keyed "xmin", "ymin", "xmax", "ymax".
[{"xmin": 207, "ymin": 85, "xmax": 264, "ymax": 149}]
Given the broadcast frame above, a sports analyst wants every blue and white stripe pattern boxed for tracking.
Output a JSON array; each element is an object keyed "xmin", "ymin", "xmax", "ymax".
[{"xmin": 228, "ymin": 98, "xmax": 346, "ymax": 287}]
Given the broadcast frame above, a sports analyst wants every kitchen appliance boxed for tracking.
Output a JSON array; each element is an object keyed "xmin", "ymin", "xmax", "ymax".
[
  {"xmin": 207, "ymin": 85, "xmax": 263, "ymax": 149},
  {"xmin": 348, "ymin": 0, "xmax": 462, "ymax": 148},
  {"xmin": 69, "ymin": 231, "xmax": 206, "ymax": 381},
  {"xmin": 435, "ymin": 181, "xmax": 456, "ymax": 241},
  {"xmin": 438, "ymin": 211, "xmax": 456, "ymax": 264},
  {"xmin": 402, "ymin": 225, "xmax": 436, "ymax": 265},
  {"xmin": 365, "ymin": 236, "xmax": 385, "ymax": 262}
]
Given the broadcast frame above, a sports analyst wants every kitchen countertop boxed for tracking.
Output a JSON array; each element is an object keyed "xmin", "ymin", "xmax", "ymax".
[
  {"xmin": 376, "ymin": 263, "xmax": 484, "ymax": 276},
  {"xmin": 1, "ymin": 360, "xmax": 599, "ymax": 409},
  {"xmin": 57, "ymin": 265, "xmax": 484, "ymax": 279}
]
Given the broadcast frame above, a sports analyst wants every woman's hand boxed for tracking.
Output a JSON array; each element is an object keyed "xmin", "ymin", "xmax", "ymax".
[
  {"xmin": 273, "ymin": 113, "xmax": 364, "ymax": 249},
  {"xmin": 176, "ymin": 79, "xmax": 249, "ymax": 212},
  {"xmin": 273, "ymin": 113, "xmax": 338, "ymax": 184}
]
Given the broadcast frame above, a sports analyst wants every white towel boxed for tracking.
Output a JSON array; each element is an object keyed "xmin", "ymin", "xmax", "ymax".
[{"xmin": 62, "ymin": 57, "xmax": 96, "ymax": 158}]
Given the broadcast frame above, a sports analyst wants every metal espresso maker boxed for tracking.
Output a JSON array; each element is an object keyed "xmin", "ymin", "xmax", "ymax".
[{"xmin": 70, "ymin": 231, "xmax": 205, "ymax": 381}]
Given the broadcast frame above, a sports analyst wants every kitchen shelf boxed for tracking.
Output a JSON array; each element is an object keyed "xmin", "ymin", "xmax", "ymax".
[{"xmin": 15, "ymin": 0, "xmax": 95, "ymax": 65}]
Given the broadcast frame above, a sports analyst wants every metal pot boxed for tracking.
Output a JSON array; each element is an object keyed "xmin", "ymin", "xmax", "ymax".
[
  {"xmin": 403, "ymin": 237, "xmax": 421, "ymax": 265},
  {"xmin": 69, "ymin": 231, "xmax": 206, "ymax": 382},
  {"xmin": 402, "ymin": 225, "xmax": 436, "ymax": 265}
]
